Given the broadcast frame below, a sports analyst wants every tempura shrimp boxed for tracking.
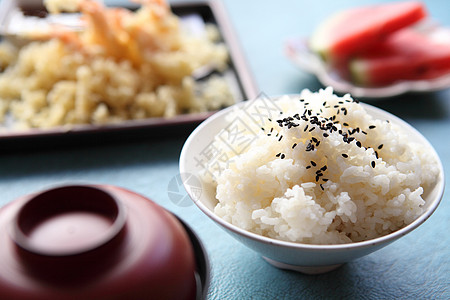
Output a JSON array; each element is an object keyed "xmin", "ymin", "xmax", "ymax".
[{"xmin": 33, "ymin": 0, "xmax": 181, "ymax": 66}]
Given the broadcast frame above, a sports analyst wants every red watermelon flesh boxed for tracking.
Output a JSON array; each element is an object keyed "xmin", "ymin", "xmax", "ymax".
[
  {"xmin": 309, "ymin": 1, "xmax": 427, "ymax": 63},
  {"xmin": 349, "ymin": 28, "xmax": 450, "ymax": 86}
]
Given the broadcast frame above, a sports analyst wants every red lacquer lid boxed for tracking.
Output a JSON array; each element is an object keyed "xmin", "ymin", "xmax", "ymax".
[{"xmin": 0, "ymin": 185, "xmax": 203, "ymax": 300}]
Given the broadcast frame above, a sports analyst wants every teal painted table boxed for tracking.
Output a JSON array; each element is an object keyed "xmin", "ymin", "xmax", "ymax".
[{"xmin": 1, "ymin": 0, "xmax": 449, "ymax": 299}]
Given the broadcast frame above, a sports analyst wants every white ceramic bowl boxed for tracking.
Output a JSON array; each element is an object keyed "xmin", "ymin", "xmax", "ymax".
[{"xmin": 179, "ymin": 98, "xmax": 445, "ymax": 274}]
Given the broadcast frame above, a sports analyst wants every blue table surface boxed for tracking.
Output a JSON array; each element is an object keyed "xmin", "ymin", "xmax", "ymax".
[{"xmin": 1, "ymin": 0, "xmax": 449, "ymax": 299}]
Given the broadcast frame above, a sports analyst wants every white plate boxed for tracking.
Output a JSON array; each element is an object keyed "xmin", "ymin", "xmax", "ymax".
[{"xmin": 285, "ymin": 23, "xmax": 450, "ymax": 98}]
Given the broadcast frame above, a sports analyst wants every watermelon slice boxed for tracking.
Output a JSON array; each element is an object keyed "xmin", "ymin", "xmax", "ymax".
[
  {"xmin": 309, "ymin": 1, "xmax": 427, "ymax": 63},
  {"xmin": 350, "ymin": 28, "xmax": 450, "ymax": 86}
]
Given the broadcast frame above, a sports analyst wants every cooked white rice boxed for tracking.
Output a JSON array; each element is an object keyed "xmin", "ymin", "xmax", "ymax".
[{"xmin": 206, "ymin": 87, "xmax": 440, "ymax": 244}]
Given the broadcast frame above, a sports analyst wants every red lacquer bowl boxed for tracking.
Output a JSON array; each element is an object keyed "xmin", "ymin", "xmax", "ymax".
[{"xmin": 0, "ymin": 185, "xmax": 208, "ymax": 299}]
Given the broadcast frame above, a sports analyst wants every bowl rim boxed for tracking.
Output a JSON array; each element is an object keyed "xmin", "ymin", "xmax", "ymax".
[
  {"xmin": 180, "ymin": 96, "xmax": 445, "ymax": 251},
  {"xmin": 9, "ymin": 185, "xmax": 128, "ymax": 256}
]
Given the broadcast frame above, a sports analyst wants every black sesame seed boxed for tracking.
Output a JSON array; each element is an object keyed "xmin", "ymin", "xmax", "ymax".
[
  {"xmin": 292, "ymin": 143, "xmax": 297, "ymax": 149},
  {"xmin": 356, "ymin": 141, "xmax": 362, "ymax": 147},
  {"xmin": 311, "ymin": 137, "xmax": 318, "ymax": 143},
  {"xmin": 309, "ymin": 127, "xmax": 315, "ymax": 132},
  {"xmin": 281, "ymin": 154, "xmax": 285, "ymax": 159},
  {"xmin": 323, "ymin": 133, "xmax": 329, "ymax": 137},
  {"xmin": 276, "ymin": 153, "xmax": 281, "ymax": 157},
  {"xmin": 371, "ymin": 161, "xmax": 376, "ymax": 168},
  {"xmin": 369, "ymin": 125, "xmax": 376, "ymax": 129},
  {"xmin": 311, "ymin": 161, "xmax": 317, "ymax": 167},
  {"xmin": 321, "ymin": 165, "xmax": 327, "ymax": 171},
  {"xmin": 320, "ymin": 184, "xmax": 324, "ymax": 191},
  {"xmin": 278, "ymin": 135, "xmax": 283, "ymax": 141},
  {"xmin": 304, "ymin": 125, "xmax": 309, "ymax": 132},
  {"xmin": 342, "ymin": 153, "xmax": 348, "ymax": 158},
  {"xmin": 322, "ymin": 178, "xmax": 329, "ymax": 182},
  {"xmin": 362, "ymin": 131, "xmax": 367, "ymax": 135},
  {"xmin": 323, "ymin": 101, "xmax": 327, "ymax": 106},
  {"xmin": 306, "ymin": 165, "xmax": 311, "ymax": 169},
  {"xmin": 343, "ymin": 122, "xmax": 349, "ymax": 127},
  {"xmin": 378, "ymin": 144, "xmax": 383, "ymax": 150},
  {"xmin": 316, "ymin": 141, "xmax": 320, "ymax": 147}
]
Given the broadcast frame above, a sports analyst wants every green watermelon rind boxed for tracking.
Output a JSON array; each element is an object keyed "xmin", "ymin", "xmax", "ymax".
[
  {"xmin": 349, "ymin": 59, "xmax": 370, "ymax": 86},
  {"xmin": 309, "ymin": 11, "xmax": 349, "ymax": 62}
]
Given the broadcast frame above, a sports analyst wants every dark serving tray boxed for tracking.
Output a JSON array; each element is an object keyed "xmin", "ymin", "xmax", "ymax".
[{"xmin": 0, "ymin": 0, "xmax": 258, "ymax": 151}]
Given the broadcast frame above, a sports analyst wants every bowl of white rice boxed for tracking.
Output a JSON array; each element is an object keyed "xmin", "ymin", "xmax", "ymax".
[{"xmin": 179, "ymin": 87, "xmax": 444, "ymax": 274}]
